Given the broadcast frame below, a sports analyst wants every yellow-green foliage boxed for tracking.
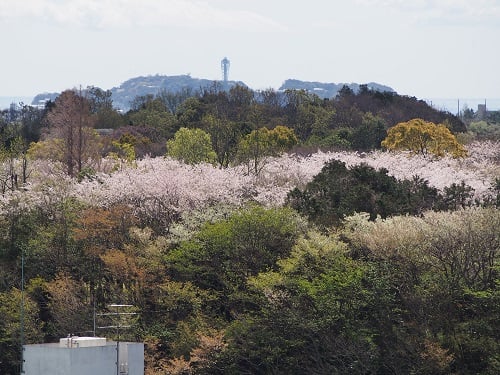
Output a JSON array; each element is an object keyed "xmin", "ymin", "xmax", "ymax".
[
  {"xmin": 0, "ymin": 286, "xmax": 44, "ymax": 345},
  {"xmin": 236, "ymin": 125, "xmax": 298, "ymax": 175},
  {"xmin": 269, "ymin": 125, "xmax": 299, "ymax": 151},
  {"xmin": 382, "ymin": 118, "xmax": 467, "ymax": 158},
  {"xmin": 27, "ymin": 138, "xmax": 65, "ymax": 161},
  {"xmin": 108, "ymin": 140, "xmax": 136, "ymax": 171},
  {"xmin": 166, "ymin": 127, "xmax": 217, "ymax": 165}
]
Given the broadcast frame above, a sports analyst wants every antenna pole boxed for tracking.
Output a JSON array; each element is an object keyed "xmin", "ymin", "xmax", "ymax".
[
  {"xmin": 20, "ymin": 246, "xmax": 25, "ymax": 374},
  {"xmin": 116, "ymin": 304, "xmax": 119, "ymax": 375},
  {"xmin": 93, "ymin": 296, "xmax": 96, "ymax": 337},
  {"xmin": 97, "ymin": 304, "xmax": 136, "ymax": 375}
]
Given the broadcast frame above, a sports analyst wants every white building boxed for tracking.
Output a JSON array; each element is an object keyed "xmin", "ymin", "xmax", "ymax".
[{"xmin": 23, "ymin": 336, "xmax": 144, "ymax": 375}]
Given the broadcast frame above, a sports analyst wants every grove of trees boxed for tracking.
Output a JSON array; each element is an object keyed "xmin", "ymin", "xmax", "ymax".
[
  {"xmin": 0, "ymin": 83, "xmax": 499, "ymax": 374},
  {"xmin": 2, "ymin": 83, "xmax": 472, "ymax": 171}
]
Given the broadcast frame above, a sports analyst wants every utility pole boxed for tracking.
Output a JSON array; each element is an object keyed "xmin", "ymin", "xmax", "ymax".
[{"xmin": 20, "ymin": 246, "xmax": 25, "ymax": 374}]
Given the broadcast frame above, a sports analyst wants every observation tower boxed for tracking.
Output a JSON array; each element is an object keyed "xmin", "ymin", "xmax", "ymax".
[{"xmin": 221, "ymin": 57, "xmax": 230, "ymax": 90}]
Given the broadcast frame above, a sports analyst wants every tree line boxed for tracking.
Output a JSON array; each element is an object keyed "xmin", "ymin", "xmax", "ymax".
[{"xmin": 1, "ymin": 84, "xmax": 469, "ymax": 180}]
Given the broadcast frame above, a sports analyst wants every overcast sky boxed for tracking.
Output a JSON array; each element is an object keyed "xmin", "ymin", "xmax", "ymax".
[{"xmin": 1, "ymin": 0, "xmax": 499, "ymax": 101}]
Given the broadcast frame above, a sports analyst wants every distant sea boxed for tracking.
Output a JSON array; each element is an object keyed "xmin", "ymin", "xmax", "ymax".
[
  {"xmin": 423, "ymin": 98, "xmax": 500, "ymax": 114},
  {"xmin": 0, "ymin": 96, "xmax": 33, "ymax": 109}
]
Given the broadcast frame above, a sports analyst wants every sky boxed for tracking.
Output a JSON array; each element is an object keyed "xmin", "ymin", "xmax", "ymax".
[{"xmin": 1, "ymin": 0, "xmax": 499, "ymax": 102}]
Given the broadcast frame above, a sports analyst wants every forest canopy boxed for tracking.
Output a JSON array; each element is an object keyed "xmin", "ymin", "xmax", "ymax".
[{"xmin": 0, "ymin": 84, "xmax": 498, "ymax": 374}]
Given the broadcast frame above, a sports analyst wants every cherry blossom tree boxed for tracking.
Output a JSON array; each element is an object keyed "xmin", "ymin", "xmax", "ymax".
[{"xmin": 2, "ymin": 141, "xmax": 498, "ymax": 225}]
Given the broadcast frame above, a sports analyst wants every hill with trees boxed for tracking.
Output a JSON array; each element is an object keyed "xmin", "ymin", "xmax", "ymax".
[
  {"xmin": 109, "ymin": 74, "xmax": 247, "ymax": 111},
  {"xmin": 31, "ymin": 75, "xmax": 395, "ymax": 111},
  {"xmin": 0, "ymin": 82, "xmax": 499, "ymax": 374},
  {"xmin": 279, "ymin": 79, "xmax": 394, "ymax": 99}
]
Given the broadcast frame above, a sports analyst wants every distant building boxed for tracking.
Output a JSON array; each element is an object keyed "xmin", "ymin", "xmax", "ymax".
[
  {"xmin": 477, "ymin": 104, "xmax": 487, "ymax": 119},
  {"xmin": 23, "ymin": 336, "xmax": 144, "ymax": 375}
]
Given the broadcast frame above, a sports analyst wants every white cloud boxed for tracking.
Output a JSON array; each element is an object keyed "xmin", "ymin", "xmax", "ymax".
[
  {"xmin": 0, "ymin": 0, "xmax": 287, "ymax": 32},
  {"xmin": 355, "ymin": 0, "xmax": 500, "ymax": 26}
]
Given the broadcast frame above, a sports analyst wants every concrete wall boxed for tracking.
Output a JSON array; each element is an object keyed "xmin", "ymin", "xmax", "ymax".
[
  {"xmin": 126, "ymin": 343, "xmax": 145, "ymax": 375},
  {"xmin": 23, "ymin": 342, "xmax": 144, "ymax": 375}
]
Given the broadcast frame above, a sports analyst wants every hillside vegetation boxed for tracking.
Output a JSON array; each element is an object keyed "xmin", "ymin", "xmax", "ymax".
[{"xmin": 0, "ymin": 84, "xmax": 499, "ymax": 374}]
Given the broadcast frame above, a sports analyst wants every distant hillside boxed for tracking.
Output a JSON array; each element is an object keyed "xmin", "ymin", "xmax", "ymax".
[
  {"xmin": 110, "ymin": 74, "xmax": 246, "ymax": 110},
  {"xmin": 279, "ymin": 79, "xmax": 395, "ymax": 99},
  {"xmin": 31, "ymin": 92, "xmax": 59, "ymax": 107},
  {"xmin": 30, "ymin": 75, "xmax": 395, "ymax": 111},
  {"xmin": 30, "ymin": 75, "xmax": 246, "ymax": 111}
]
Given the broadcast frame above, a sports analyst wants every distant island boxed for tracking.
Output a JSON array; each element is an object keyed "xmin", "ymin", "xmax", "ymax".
[
  {"xmin": 2, "ymin": 75, "xmax": 497, "ymax": 113},
  {"xmin": 31, "ymin": 75, "xmax": 395, "ymax": 111},
  {"xmin": 278, "ymin": 79, "xmax": 395, "ymax": 99}
]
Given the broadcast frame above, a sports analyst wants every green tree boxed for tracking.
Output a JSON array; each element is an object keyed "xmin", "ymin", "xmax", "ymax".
[
  {"xmin": 86, "ymin": 86, "xmax": 124, "ymax": 129},
  {"xmin": 220, "ymin": 232, "xmax": 380, "ymax": 374},
  {"xmin": 108, "ymin": 140, "xmax": 136, "ymax": 171},
  {"xmin": 269, "ymin": 125, "xmax": 299, "ymax": 150},
  {"xmin": 343, "ymin": 208, "xmax": 500, "ymax": 373},
  {"xmin": 166, "ymin": 127, "xmax": 217, "ymax": 165},
  {"xmin": 485, "ymin": 177, "xmax": 500, "ymax": 208},
  {"xmin": 439, "ymin": 181, "xmax": 475, "ymax": 210},
  {"xmin": 236, "ymin": 127, "xmax": 272, "ymax": 175},
  {"xmin": 176, "ymin": 97, "xmax": 205, "ymax": 128},
  {"xmin": 227, "ymin": 85, "xmax": 255, "ymax": 122},
  {"xmin": 0, "ymin": 286, "xmax": 43, "ymax": 374},
  {"xmin": 202, "ymin": 114, "xmax": 243, "ymax": 168},
  {"xmin": 0, "ymin": 136, "xmax": 30, "ymax": 193},
  {"xmin": 307, "ymin": 127, "xmax": 352, "ymax": 150},
  {"xmin": 287, "ymin": 160, "xmax": 440, "ymax": 227},
  {"xmin": 382, "ymin": 118, "xmax": 467, "ymax": 158},
  {"xmin": 127, "ymin": 97, "xmax": 177, "ymax": 139},
  {"xmin": 468, "ymin": 121, "xmax": 500, "ymax": 140},
  {"xmin": 157, "ymin": 87, "xmax": 194, "ymax": 114},
  {"xmin": 236, "ymin": 126, "xmax": 297, "ymax": 175},
  {"xmin": 166, "ymin": 206, "xmax": 305, "ymax": 315},
  {"xmin": 0, "ymin": 194, "xmax": 39, "ymax": 279},
  {"xmin": 26, "ymin": 195, "xmax": 82, "ymax": 280},
  {"xmin": 19, "ymin": 104, "xmax": 44, "ymax": 144},
  {"xmin": 350, "ymin": 112, "xmax": 387, "ymax": 151}
]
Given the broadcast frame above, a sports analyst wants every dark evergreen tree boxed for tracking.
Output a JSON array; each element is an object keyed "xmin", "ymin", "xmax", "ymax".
[{"xmin": 287, "ymin": 160, "xmax": 441, "ymax": 227}]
